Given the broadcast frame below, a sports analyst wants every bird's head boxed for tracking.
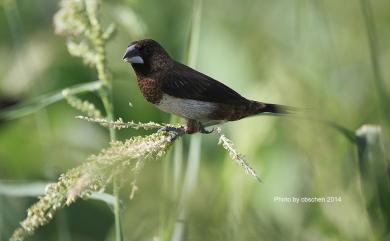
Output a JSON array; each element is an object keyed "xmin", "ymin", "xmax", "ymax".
[{"xmin": 123, "ymin": 39, "xmax": 173, "ymax": 76}]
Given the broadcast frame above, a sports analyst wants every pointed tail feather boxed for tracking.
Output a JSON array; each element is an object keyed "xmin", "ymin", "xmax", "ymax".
[
  {"xmin": 262, "ymin": 103, "xmax": 295, "ymax": 114},
  {"xmin": 254, "ymin": 101, "xmax": 297, "ymax": 115}
]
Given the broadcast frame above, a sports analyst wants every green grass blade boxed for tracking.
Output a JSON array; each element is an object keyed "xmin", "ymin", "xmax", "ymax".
[
  {"xmin": 355, "ymin": 125, "xmax": 390, "ymax": 236},
  {"xmin": 360, "ymin": 0, "xmax": 390, "ymax": 122},
  {"xmin": 325, "ymin": 120, "xmax": 357, "ymax": 143},
  {"xmin": 170, "ymin": 1, "xmax": 203, "ymax": 241},
  {"xmin": 185, "ymin": 0, "xmax": 202, "ymax": 67},
  {"xmin": 0, "ymin": 80, "xmax": 103, "ymax": 120},
  {"xmin": 0, "ymin": 181, "xmax": 116, "ymax": 206},
  {"xmin": 168, "ymin": 0, "xmax": 203, "ymax": 201},
  {"xmin": 0, "ymin": 181, "xmax": 48, "ymax": 197}
]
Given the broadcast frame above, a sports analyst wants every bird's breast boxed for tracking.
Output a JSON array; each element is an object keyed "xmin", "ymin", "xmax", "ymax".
[
  {"xmin": 137, "ymin": 78, "xmax": 163, "ymax": 104},
  {"xmin": 156, "ymin": 94, "xmax": 218, "ymax": 121}
]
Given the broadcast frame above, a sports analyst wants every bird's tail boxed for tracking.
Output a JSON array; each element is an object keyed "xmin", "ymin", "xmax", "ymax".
[{"xmin": 252, "ymin": 101, "xmax": 297, "ymax": 116}]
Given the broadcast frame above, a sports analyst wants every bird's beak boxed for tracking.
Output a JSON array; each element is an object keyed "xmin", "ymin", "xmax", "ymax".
[{"xmin": 123, "ymin": 45, "xmax": 144, "ymax": 64}]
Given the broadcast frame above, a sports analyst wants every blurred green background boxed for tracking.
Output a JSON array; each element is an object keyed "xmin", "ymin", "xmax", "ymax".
[{"xmin": 0, "ymin": 0, "xmax": 389, "ymax": 240}]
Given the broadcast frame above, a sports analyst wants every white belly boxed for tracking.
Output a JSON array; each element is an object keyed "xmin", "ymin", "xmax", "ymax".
[{"xmin": 156, "ymin": 94, "xmax": 218, "ymax": 120}]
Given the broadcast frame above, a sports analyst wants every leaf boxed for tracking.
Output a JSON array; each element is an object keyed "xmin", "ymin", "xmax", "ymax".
[
  {"xmin": 0, "ymin": 181, "xmax": 116, "ymax": 206},
  {"xmin": 0, "ymin": 80, "xmax": 103, "ymax": 120}
]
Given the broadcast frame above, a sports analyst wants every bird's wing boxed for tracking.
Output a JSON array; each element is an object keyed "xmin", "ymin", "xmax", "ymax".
[{"xmin": 160, "ymin": 63, "xmax": 248, "ymax": 104}]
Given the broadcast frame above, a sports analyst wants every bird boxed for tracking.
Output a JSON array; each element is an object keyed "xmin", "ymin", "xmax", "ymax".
[{"xmin": 123, "ymin": 39, "xmax": 292, "ymax": 134}]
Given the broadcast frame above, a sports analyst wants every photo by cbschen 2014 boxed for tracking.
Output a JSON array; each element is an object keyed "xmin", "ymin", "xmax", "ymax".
[
  {"xmin": 274, "ymin": 196, "xmax": 343, "ymax": 204},
  {"xmin": 0, "ymin": 0, "xmax": 389, "ymax": 241}
]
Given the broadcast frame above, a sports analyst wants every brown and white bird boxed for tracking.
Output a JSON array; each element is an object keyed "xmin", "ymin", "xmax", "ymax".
[{"xmin": 123, "ymin": 39, "xmax": 291, "ymax": 134}]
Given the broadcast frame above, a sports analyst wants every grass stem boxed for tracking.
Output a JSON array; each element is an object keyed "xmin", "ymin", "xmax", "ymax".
[
  {"xmin": 359, "ymin": 0, "xmax": 390, "ymax": 121},
  {"xmin": 170, "ymin": 0, "xmax": 203, "ymax": 240},
  {"xmin": 86, "ymin": 2, "xmax": 122, "ymax": 238},
  {"xmin": 113, "ymin": 177, "xmax": 124, "ymax": 241}
]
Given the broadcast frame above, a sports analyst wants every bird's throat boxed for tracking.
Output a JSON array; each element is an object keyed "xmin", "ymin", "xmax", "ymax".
[{"xmin": 131, "ymin": 63, "xmax": 152, "ymax": 77}]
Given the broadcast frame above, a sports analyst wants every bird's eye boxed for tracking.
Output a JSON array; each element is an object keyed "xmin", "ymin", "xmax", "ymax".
[{"xmin": 144, "ymin": 46, "xmax": 152, "ymax": 55}]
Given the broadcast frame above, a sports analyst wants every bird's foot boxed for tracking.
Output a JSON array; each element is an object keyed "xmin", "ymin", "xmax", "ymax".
[
  {"xmin": 158, "ymin": 126, "xmax": 185, "ymax": 141},
  {"xmin": 158, "ymin": 126, "xmax": 185, "ymax": 135},
  {"xmin": 185, "ymin": 119, "xmax": 214, "ymax": 134},
  {"xmin": 199, "ymin": 126, "xmax": 215, "ymax": 134}
]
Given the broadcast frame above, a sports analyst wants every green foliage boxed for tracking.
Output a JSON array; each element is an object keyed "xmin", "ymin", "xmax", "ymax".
[
  {"xmin": 76, "ymin": 115, "xmax": 177, "ymax": 130},
  {"xmin": 64, "ymin": 95, "xmax": 103, "ymax": 119},
  {"xmin": 54, "ymin": 0, "xmax": 115, "ymax": 82},
  {"xmin": 215, "ymin": 127, "xmax": 261, "ymax": 182},
  {"xmin": 10, "ymin": 127, "xmax": 181, "ymax": 241},
  {"xmin": 3, "ymin": 1, "xmax": 254, "ymax": 240},
  {"xmin": 0, "ymin": 0, "xmax": 389, "ymax": 241},
  {"xmin": 0, "ymin": 81, "xmax": 103, "ymax": 120},
  {"xmin": 356, "ymin": 125, "xmax": 390, "ymax": 238}
]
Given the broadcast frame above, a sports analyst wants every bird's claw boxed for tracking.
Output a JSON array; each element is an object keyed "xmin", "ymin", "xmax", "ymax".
[
  {"xmin": 199, "ymin": 126, "xmax": 215, "ymax": 134},
  {"xmin": 158, "ymin": 124, "xmax": 213, "ymax": 135},
  {"xmin": 158, "ymin": 126, "xmax": 185, "ymax": 134}
]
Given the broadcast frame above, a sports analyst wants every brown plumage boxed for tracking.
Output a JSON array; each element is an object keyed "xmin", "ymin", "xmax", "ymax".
[{"xmin": 123, "ymin": 39, "xmax": 292, "ymax": 134}]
